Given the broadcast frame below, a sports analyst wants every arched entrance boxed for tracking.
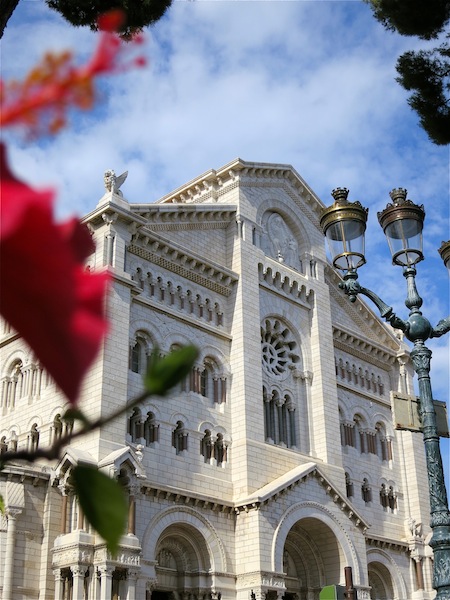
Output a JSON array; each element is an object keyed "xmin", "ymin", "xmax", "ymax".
[
  {"xmin": 282, "ymin": 517, "xmax": 348, "ymax": 600},
  {"xmin": 368, "ymin": 562, "xmax": 395, "ymax": 600},
  {"xmin": 150, "ymin": 522, "xmax": 213, "ymax": 600}
]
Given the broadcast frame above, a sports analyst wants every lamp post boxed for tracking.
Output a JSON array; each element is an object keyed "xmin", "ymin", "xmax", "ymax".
[{"xmin": 320, "ymin": 187, "xmax": 450, "ymax": 599}]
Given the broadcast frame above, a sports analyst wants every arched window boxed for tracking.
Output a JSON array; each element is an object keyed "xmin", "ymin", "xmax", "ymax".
[
  {"xmin": 1, "ymin": 360, "xmax": 23, "ymax": 409},
  {"xmin": 214, "ymin": 433, "xmax": 227, "ymax": 466},
  {"xmin": 112, "ymin": 569, "xmax": 127, "ymax": 600},
  {"xmin": 199, "ymin": 359, "xmax": 226, "ymax": 403},
  {"xmin": 341, "ymin": 421, "xmax": 356, "ymax": 447},
  {"xmin": 128, "ymin": 408, "xmax": 142, "ymax": 442},
  {"xmin": 362, "ymin": 478, "xmax": 372, "ymax": 503},
  {"xmin": 200, "ymin": 365, "xmax": 211, "ymax": 398},
  {"xmin": 9, "ymin": 431, "xmax": 18, "ymax": 452},
  {"xmin": 345, "ymin": 472, "xmax": 354, "ymax": 498},
  {"xmin": 263, "ymin": 389, "xmax": 297, "ymax": 448},
  {"xmin": 366, "ymin": 431, "xmax": 377, "ymax": 455},
  {"xmin": 388, "ymin": 486, "xmax": 397, "ymax": 510},
  {"xmin": 53, "ymin": 414, "xmax": 63, "ymax": 442},
  {"xmin": 144, "ymin": 412, "xmax": 159, "ymax": 445},
  {"xmin": 29, "ymin": 423, "xmax": 39, "ymax": 452},
  {"xmin": 60, "ymin": 568, "xmax": 73, "ymax": 599},
  {"xmin": 354, "ymin": 415, "xmax": 367, "ymax": 453},
  {"xmin": 172, "ymin": 421, "xmax": 188, "ymax": 454},
  {"xmin": 0, "ymin": 436, "xmax": 7, "ymax": 455},
  {"xmin": 130, "ymin": 340, "xmax": 144, "ymax": 373},
  {"xmin": 129, "ymin": 335, "xmax": 151, "ymax": 374},
  {"xmin": 376, "ymin": 423, "xmax": 393, "ymax": 462},
  {"xmin": 200, "ymin": 430, "xmax": 213, "ymax": 462},
  {"xmin": 380, "ymin": 483, "xmax": 397, "ymax": 511},
  {"xmin": 380, "ymin": 483, "xmax": 388, "ymax": 508}
]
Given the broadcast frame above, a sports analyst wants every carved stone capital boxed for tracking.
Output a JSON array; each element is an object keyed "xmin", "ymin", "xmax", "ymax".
[{"xmin": 102, "ymin": 212, "xmax": 118, "ymax": 226}]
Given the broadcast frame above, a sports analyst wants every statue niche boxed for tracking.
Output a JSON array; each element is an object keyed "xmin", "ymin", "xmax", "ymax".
[{"xmin": 261, "ymin": 212, "xmax": 300, "ymax": 271}]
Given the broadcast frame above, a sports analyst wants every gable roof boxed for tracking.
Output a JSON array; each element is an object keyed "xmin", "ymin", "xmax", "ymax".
[{"xmin": 235, "ymin": 462, "xmax": 370, "ymax": 533}]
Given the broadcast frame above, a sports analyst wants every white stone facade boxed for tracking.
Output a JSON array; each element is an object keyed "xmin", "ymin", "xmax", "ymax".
[{"xmin": 0, "ymin": 159, "xmax": 435, "ymax": 599}]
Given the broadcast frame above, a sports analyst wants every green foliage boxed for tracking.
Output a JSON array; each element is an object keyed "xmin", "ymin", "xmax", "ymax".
[
  {"xmin": 45, "ymin": 0, "xmax": 173, "ymax": 38},
  {"xmin": 72, "ymin": 465, "xmax": 127, "ymax": 554},
  {"xmin": 63, "ymin": 407, "xmax": 90, "ymax": 427},
  {"xmin": 0, "ymin": 493, "xmax": 4, "ymax": 514},
  {"xmin": 70, "ymin": 345, "xmax": 197, "ymax": 546},
  {"xmin": 0, "ymin": 343, "xmax": 198, "ymax": 551},
  {"xmin": 366, "ymin": 0, "xmax": 449, "ymax": 40},
  {"xmin": 365, "ymin": 0, "xmax": 450, "ymax": 145},
  {"xmin": 145, "ymin": 345, "xmax": 198, "ymax": 396},
  {"xmin": 396, "ymin": 45, "xmax": 450, "ymax": 145}
]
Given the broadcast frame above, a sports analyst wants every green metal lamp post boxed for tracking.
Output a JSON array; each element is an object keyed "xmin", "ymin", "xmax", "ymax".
[{"xmin": 321, "ymin": 187, "xmax": 450, "ymax": 599}]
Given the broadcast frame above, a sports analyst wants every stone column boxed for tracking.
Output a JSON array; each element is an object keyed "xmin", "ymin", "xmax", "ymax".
[
  {"xmin": 99, "ymin": 566, "xmax": 114, "ymax": 600},
  {"xmin": 71, "ymin": 566, "xmax": 86, "ymax": 600},
  {"xmin": 60, "ymin": 488, "xmax": 68, "ymax": 534},
  {"xmin": 414, "ymin": 557, "xmax": 425, "ymax": 590},
  {"xmin": 127, "ymin": 570, "xmax": 139, "ymax": 600},
  {"xmin": 53, "ymin": 569, "xmax": 64, "ymax": 600},
  {"xmin": 3, "ymin": 508, "xmax": 22, "ymax": 600},
  {"xmin": 77, "ymin": 503, "xmax": 85, "ymax": 530},
  {"xmin": 102, "ymin": 213, "xmax": 118, "ymax": 266},
  {"xmin": 128, "ymin": 494, "xmax": 136, "ymax": 535}
]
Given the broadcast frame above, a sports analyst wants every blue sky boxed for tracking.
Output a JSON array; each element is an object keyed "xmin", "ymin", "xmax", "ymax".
[{"xmin": 2, "ymin": 0, "xmax": 449, "ymax": 487}]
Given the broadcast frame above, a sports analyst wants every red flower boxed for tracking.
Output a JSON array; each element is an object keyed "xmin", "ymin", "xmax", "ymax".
[
  {"xmin": 0, "ymin": 144, "xmax": 109, "ymax": 404},
  {"xmin": 0, "ymin": 15, "xmax": 146, "ymax": 136}
]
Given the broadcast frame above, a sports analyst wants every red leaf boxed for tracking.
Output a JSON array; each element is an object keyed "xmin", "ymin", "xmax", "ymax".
[
  {"xmin": 98, "ymin": 9, "xmax": 126, "ymax": 33},
  {"xmin": 0, "ymin": 144, "xmax": 109, "ymax": 404}
]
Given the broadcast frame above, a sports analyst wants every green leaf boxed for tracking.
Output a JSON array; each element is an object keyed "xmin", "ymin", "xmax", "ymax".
[
  {"xmin": 0, "ymin": 493, "xmax": 4, "ymax": 514},
  {"xmin": 62, "ymin": 408, "xmax": 90, "ymax": 427},
  {"xmin": 144, "ymin": 345, "xmax": 198, "ymax": 396},
  {"xmin": 72, "ymin": 465, "xmax": 127, "ymax": 555}
]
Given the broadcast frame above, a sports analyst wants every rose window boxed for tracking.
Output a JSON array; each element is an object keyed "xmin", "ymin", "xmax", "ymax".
[{"xmin": 261, "ymin": 318, "xmax": 299, "ymax": 377}]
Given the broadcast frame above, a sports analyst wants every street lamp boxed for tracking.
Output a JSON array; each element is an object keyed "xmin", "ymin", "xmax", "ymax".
[
  {"xmin": 439, "ymin": 241, "xmax": 450, "ymax": 271},
  {"xmin": 320, "ymin": 188, "xmax": 450, "ymax": 600}
]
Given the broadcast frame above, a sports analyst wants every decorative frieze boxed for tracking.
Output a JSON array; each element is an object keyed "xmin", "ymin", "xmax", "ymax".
[
  {"xmin": 333, "ymin": 326, "xmax": 397, "ymax": 370},
  {"xmin": 258, "ymin": 263, "xmax": 313, "ymax": 308},
  {"xmin": 127, "ymin": 237, "xmax": 237, "ymax": 297},
  {"xmin": 131, "ymin": 205, "xmax": 236, "ymax": 230}
]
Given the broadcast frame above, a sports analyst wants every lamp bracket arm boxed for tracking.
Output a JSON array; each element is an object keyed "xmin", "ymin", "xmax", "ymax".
[
  {"xmin": 340, "ymin": 277, "xmax": 409, "ymax": 333},
  {"xmin": 431, "ymin": 317, "xmax": 450, "ymax": 338},
  {"xmin": 359, "ymin": 286, "xmax": 409, "ymax": 333}
]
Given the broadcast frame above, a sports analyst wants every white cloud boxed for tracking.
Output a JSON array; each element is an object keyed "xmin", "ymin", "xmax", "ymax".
[{"xmin": 3, "ymin": 2, "xmax": 449, "ymax": 481}]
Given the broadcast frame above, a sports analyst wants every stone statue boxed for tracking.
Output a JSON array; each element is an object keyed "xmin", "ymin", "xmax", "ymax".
[
  {"xmin": 264, "ymin": 213, "xmax": 300, "ymax": 269},
  {"xmin": 104, "ymin": 169, "xmax": 128, "ymax": 196}
]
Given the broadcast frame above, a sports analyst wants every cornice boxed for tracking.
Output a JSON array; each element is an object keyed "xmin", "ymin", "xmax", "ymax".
[
  {"xmin": 141, "ymin": 483, "xmax": 235, "ymax": 514},
  {"xmin": 139, "ymin": 463, "xmax": 368, "ymax": 533},
  {"xmin": 129, "ymin": 204, "xmax": 236, "ymax": 231},
  {"xmin": 127, "ymin": 230, "xmax": 238, "ymax": 297},
  {"xmin": 333, "ymin": 326, "xmax": 399, "ymax": 370},
  {"xmin": 82, "ymin": 201, "xmax": 146, "ymax": 228},
  {"xmin": 0, "ymin": 464, "xmax": 51, "ymax": 485},
  {"xmin": 366, "ymin": 534, "xmax": 409, "ymax": 552},
  {"xmin": 155, "ymin": 158, "xmax": 326, "ymax": 222}
]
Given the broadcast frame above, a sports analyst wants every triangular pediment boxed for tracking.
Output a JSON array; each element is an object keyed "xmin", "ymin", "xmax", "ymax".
[
  {"xmin": 98, "ymin": 445, "xmax": 146, "ymax": 479},
  {"xmin": 235, "ymin": 462, "xmax": 370, "ymax": 533},
  {"xmin": 53, "ymin": 447, "xmax": 97, "ymax": 483},
  {"xmin": 153, "ymin": 158, "xmax": 325, "ymax": 223}
]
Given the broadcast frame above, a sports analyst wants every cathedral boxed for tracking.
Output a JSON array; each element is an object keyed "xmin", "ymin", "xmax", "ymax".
[{"xmin": 0, "ymin": 159, "xmax": 435, "ymax": 599}]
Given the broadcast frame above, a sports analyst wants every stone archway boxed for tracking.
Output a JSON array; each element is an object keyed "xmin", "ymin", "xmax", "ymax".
[
  {"xmin": 272, "ymin": 501, "xmax": 362, "ymax": 600},
  {"xmin": 282, "ymin": 517, "xmax": 348, "ymax": 600},
  {"xmin": 149, "ymin": 522, "xmax": 213, "ymax": 600},
  {"xmin": 368, "ymin": 562, "xmax": 395, "ymax": 600}
]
